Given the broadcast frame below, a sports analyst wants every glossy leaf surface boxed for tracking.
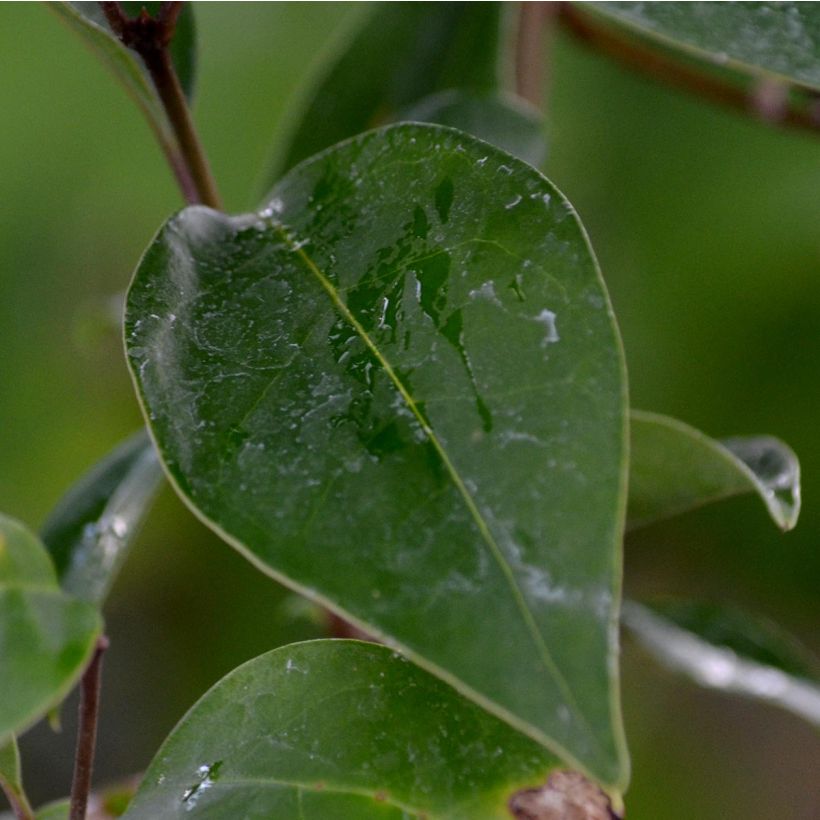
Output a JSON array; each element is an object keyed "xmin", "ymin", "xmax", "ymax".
[
  {"xmin": 628, "ymin": 410, "xmax": 800, "ymax": 531},
  {"xmin": 0, "ymin": 515, "xmax": 101, "ymax": 743},
  {"xmin": 400, "ymin": 90, "xmax": 546, "ymax": 168},
  {"xmin": 125, "ymin": 641, "xmax": 564, "ymax": 819},
  {"xmin": 51, "ymin": 2, "xmax": 197, "ymax": 156},
  {"xmin": 585, "ymin": 2, "xmax": 820, "ymax": 92},
  {"xmin": 126, "ymin": 124, "xmax": 628, "ymax": 785},
  {"xmin": 272, "ymin": 3, "xmax": 510, "ymax": 176},
  {"xmin": 41, "ymin": 431, "xmax": 163, "ymax": 604},
  {"xmin": 623, "ymin": 600, "xmax": 820, "ymax": 729}
]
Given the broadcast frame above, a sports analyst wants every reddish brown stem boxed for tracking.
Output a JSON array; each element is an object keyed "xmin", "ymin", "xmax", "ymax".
[{"xmin": 69, "ymin": 636, "xmax": 109, "ymax": 820}]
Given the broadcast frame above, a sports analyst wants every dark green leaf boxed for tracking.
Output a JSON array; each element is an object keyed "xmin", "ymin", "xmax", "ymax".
[
  {"xmin": 584, "ymin": 2, "xmax": 820, "ymax": 92},
  {"xmin": 41, "ymin": 431, "xmax": 163, "ymax": 604},
  {"xmin": 50, "ymin": 2, "xmax": 197, "ymax": 158},
  {"xmin": 400, "ymin": 90, "xmax": 547, "ymax": 168},
  {"xmin": 623, "ymin": 600, "xmax": 820, "ymax": 730},
  {"xmin": 126, "ymin": 124, "xmax": 629, "ymax": 786},
  {"xmin": 271, "ymin": 3, "xmax": 512, "ymax": 178},
  {"xmin": 0, "ymin": 515, "xmax": 101, "ymax": 744},
  {"xmin": 628, "ymin": 410, "xmax": 800, "ymax": 531},
  {"xmin": 124, "ymin": 640, "xmax": 569, "ymax": 819}
]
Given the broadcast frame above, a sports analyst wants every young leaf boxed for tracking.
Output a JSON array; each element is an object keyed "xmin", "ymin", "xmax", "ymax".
[
  {"xmin": 124, "ymin": 640, "xmax": 570, "ymax": 819},
  {"xmin": 400, "ymin": 90, "xmax": 547, "ymax": 168},
  {"xmin": 628, "ymin": 410, "xmax": 800, "ymax": 532},
  {"xmin": 0, "ymin": 515, "xmax": 101, "ymax": 744},
  {"xmin": 50, "ymin": 2, "xmax": 197, "ymax": 155},
  {"xmin": 581, "ymin": 2, "xmax": 820, "ymax": 92},
  {"xmin": 41, "ymin": 431, "xmax": 163, "ymax": 604},
  {"xmin": 271, "ymin": 3, "xmax": 513, "ymax": 177},
  {"xmin": 623, "ymin": 600, "xmax": 820, "ymax": 730},
  {"xmin": 126, "ymin": 123, "xmax": 629, "ymax": 786}
]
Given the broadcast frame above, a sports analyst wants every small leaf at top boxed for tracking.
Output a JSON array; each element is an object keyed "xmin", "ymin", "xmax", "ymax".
[
  {"xmin": 400, "ymin": 90, "xmax": 547, "ymax": 168},
  {"xmin": 270, "ymin": 2, "xmax": 512, "ymax": 179},
  {"xmin": 124, "ymin": 640, "xmax": 567, "ymax": 819},
  {"xmin": 41, "ymin": 431, "xmax": 163, "ymax": 605},
  {"xmin": 628, "ymin": 410, "xmax": 800, "ymax": 532},
  {"xmin": 582, "ymin": 2, "xmax": 820, "ymax": 92},
  {"xmin": 623, "ymin": 600, "xmax": 820, "ymax": 730},
  {"xmin": 0, "ymin": 515, "xmax": 101, "ymax": 744},
  {"xmin": 126, "ymin": 123, "xmax": 629, "ymax": 786}
]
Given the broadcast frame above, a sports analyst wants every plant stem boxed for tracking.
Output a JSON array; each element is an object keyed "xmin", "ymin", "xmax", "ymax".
[
  {"xmin": 558, "ymin": 3, "xmax": 820, "ymax": 136},
  {"xmin": 69, "ymin": 636, "xmax": 109, "ymax": 820},
  {"xmin": 0, "ymin": 784, "xmax": 34, "ymax": 820},
  {"xmin": 515, "ymin": 2, "xmax": 549, "ymax": 107},
  {"xmin": 100, "ymin": 2, "xmax": 223, "ymax": 208}
]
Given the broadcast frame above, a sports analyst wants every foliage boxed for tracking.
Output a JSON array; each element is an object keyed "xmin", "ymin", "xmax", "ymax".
[{"xmin": 1, "ymin": 2, "xmax": 818, "ymax": 818}]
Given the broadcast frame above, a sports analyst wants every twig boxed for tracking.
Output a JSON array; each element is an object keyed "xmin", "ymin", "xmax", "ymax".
[
  {"xmin": 69, "ymin": 636, "xmax": 109, "ymax": 820},
  {"xmin": 100, "ymin": 2, "xmax": 222, "ymax": 208},
  {"xmin": 559, "ymin": 3, "xmax": 820, "ymax": 136},
  {"xmin": 0, "ymin": 784, "xmax": 34, "ymax": 820},
  {"xmin": 515, "ymin": 2, "xmax": 549, "ymax": 108}
]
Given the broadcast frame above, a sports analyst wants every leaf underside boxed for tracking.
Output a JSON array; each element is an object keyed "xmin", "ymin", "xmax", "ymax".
[{"xmin": 126, "ymin": 123, "xmax": 628, "ymax": 785}]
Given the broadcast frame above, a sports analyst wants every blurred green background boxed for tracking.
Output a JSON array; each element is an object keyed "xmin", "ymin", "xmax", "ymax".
[{"xmin": 1, "ymin": 4, "xmax": 818, "ymax": 817}]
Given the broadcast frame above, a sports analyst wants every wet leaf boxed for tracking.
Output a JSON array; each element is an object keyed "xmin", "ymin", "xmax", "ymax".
[
  {"xmin": 623, "ymin": 600, "xmax": 820, "ymax": 730},
  {"xmin": 400, "ymin": 90, "xmax": 546, "ymax": 168},
  {"xmin": 628, "ymin": 410, "xmax": 800, "ymax": 532},
  {"xmin": 126, "ymin": 124, "xmax": 629, "ymax": 786},
  {"xmin": 41, "ymin": 431, "xmax": 163, "ymax": 605},
  {"xmin": 125, "ymin": 640, "xmax": 566, "ymax": 819},
  {"xmin": 50, "ymin": 2, "xmax": 197, "ymax": 159},
  {"xmin": 583, "ymin": 2, "xmax": 820, "ymax": 92},
  {"xmin": 0, "ymin": 515, "xmax": 101, "ymax": 744},
  {"xmin": 271, "ymin": 3, "xmax": 512, "ymax": 178}
]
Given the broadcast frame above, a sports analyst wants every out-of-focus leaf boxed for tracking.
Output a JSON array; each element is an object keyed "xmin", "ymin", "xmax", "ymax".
[
  {"xmin": 124, "ymin": 641, "xmax": 569, "ymax": 819},
  {"xmin": 400, "ymin": 90, "xmax": 546, "ymax": 167},
  {"xmin": 126, "ymin": 124, "xmax": 629, "ymax": 786},
  {"xmin": 50, "ymin": 2, "xmax": 197, "ymax": 159},
  {"xmin": 41, "ymin": 431, "xmax": 162, "ymax": 605},
  {"xmin": 271, "ymin": 3, "xmax": 512, "ymax": 178},
  {"xmin": 583, "ymin": 2, "xmax": 820, "ymax": 92},
  {"xmin": 0, "ymin": 515, "xmax": 101, "ymax": 744},
  {"xmin": 0, "ymin": 736, "xmax": 34, "ymax": 820},
  {"xmin": 623, "ymin": 600, "xmax": 820, "ymax": 729},
  {"xmin": 628, "ymin": 410, "xmax": 800, "ymax": 531}
]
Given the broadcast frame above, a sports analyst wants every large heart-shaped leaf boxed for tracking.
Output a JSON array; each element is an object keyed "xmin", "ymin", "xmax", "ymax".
[
  {"xmin": 123, "ymin": 641, "xmax": 619, "ymax": 819},
  {"xmin": 50, "ymin": 2, "xmax": 197, "ymax": 158},
  {"xmin": 271, "ymin": 3, "xmax": 512, "ymax": 178},
  {"xmin": 628, "ymin": 411, "xmax": 800, "ymax": 532},
  {"xmin": 41, "ymin": 431, "xmax": 163, "ymax": 604},
  {"xmin": 126, "ymin": 124, "xmax": 629, "ymax": 785},
  {"xmin": 0, "ymin": 514, "xmax": 101, "ymax": 743},
  {"xmin": 582, "ymin": 2, "xmax": 820, "ymax": 92},
  {"xmin": 623, "ymin": 600, "xmax": 820, "ymax": 730}
]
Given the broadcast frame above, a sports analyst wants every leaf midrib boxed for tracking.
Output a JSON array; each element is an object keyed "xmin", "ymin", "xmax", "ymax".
[{"xmin": 269, "ymin": 220, "xmax": 596, "ymax": 752}]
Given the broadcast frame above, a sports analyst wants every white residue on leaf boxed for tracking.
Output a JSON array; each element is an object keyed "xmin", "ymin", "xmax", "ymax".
[
  {"xmin": 533, "ymin": 309, "xmax": 559, "ymax": 346},
  {"xmin": 468, "ymin": 280, "xmax": 502, "ymax": 307}
]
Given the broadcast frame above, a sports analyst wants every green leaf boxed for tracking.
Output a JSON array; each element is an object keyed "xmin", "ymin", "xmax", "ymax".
[
  {"xmin": 583, "ymin": 2, "xmax": 820, "ymax": 92},
  {"xmin": 126, "ymin": 123, "xmax": 629, "ymax": 786},
  {"xmin": 0, "ymin": 801, "xmax": 68, "ymax": 820},
  {"xmin": 124, "ymin": 640, "xmax": 571, "ymax": 819},
  {"xmin": 0, "ymin": 736, "xmax": 34, "ymax": 820},
  {"xmin": 271, "ymin": 3, "xmax": 513, "ymax": 178},
  {"xmin": 623, "ymin": 600, "xmax": 820, "ymax": 730},
  {"xmin": 0, "ymin": 514, "xmax": 101, "ymax": 744},
  {"xmin": 399, "ymin": 90, "xmax": 547, "ymax": 168},
  {"xmin": 50, "ymin": 2, "xmax": 197, "ymax": 157},
  {"xmin": 41, "ymin": 431, "xmax": 163, "ymax": 604},
  {"xmin": 628, "ymin": 410, "xmax": 800, "ymax": 531}
]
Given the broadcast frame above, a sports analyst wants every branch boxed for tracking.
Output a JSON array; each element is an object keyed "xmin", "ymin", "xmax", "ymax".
[
  {"xmin": 100, "ymin": 2, "xmax": 223, "ymax": 208},
  {"xmin": 69, "ymin": 636, "xmax": 109, "ymax": 820},
  {"xmin": 559, "ymin": 3, "xmax": 820, "ymax": 137}
]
